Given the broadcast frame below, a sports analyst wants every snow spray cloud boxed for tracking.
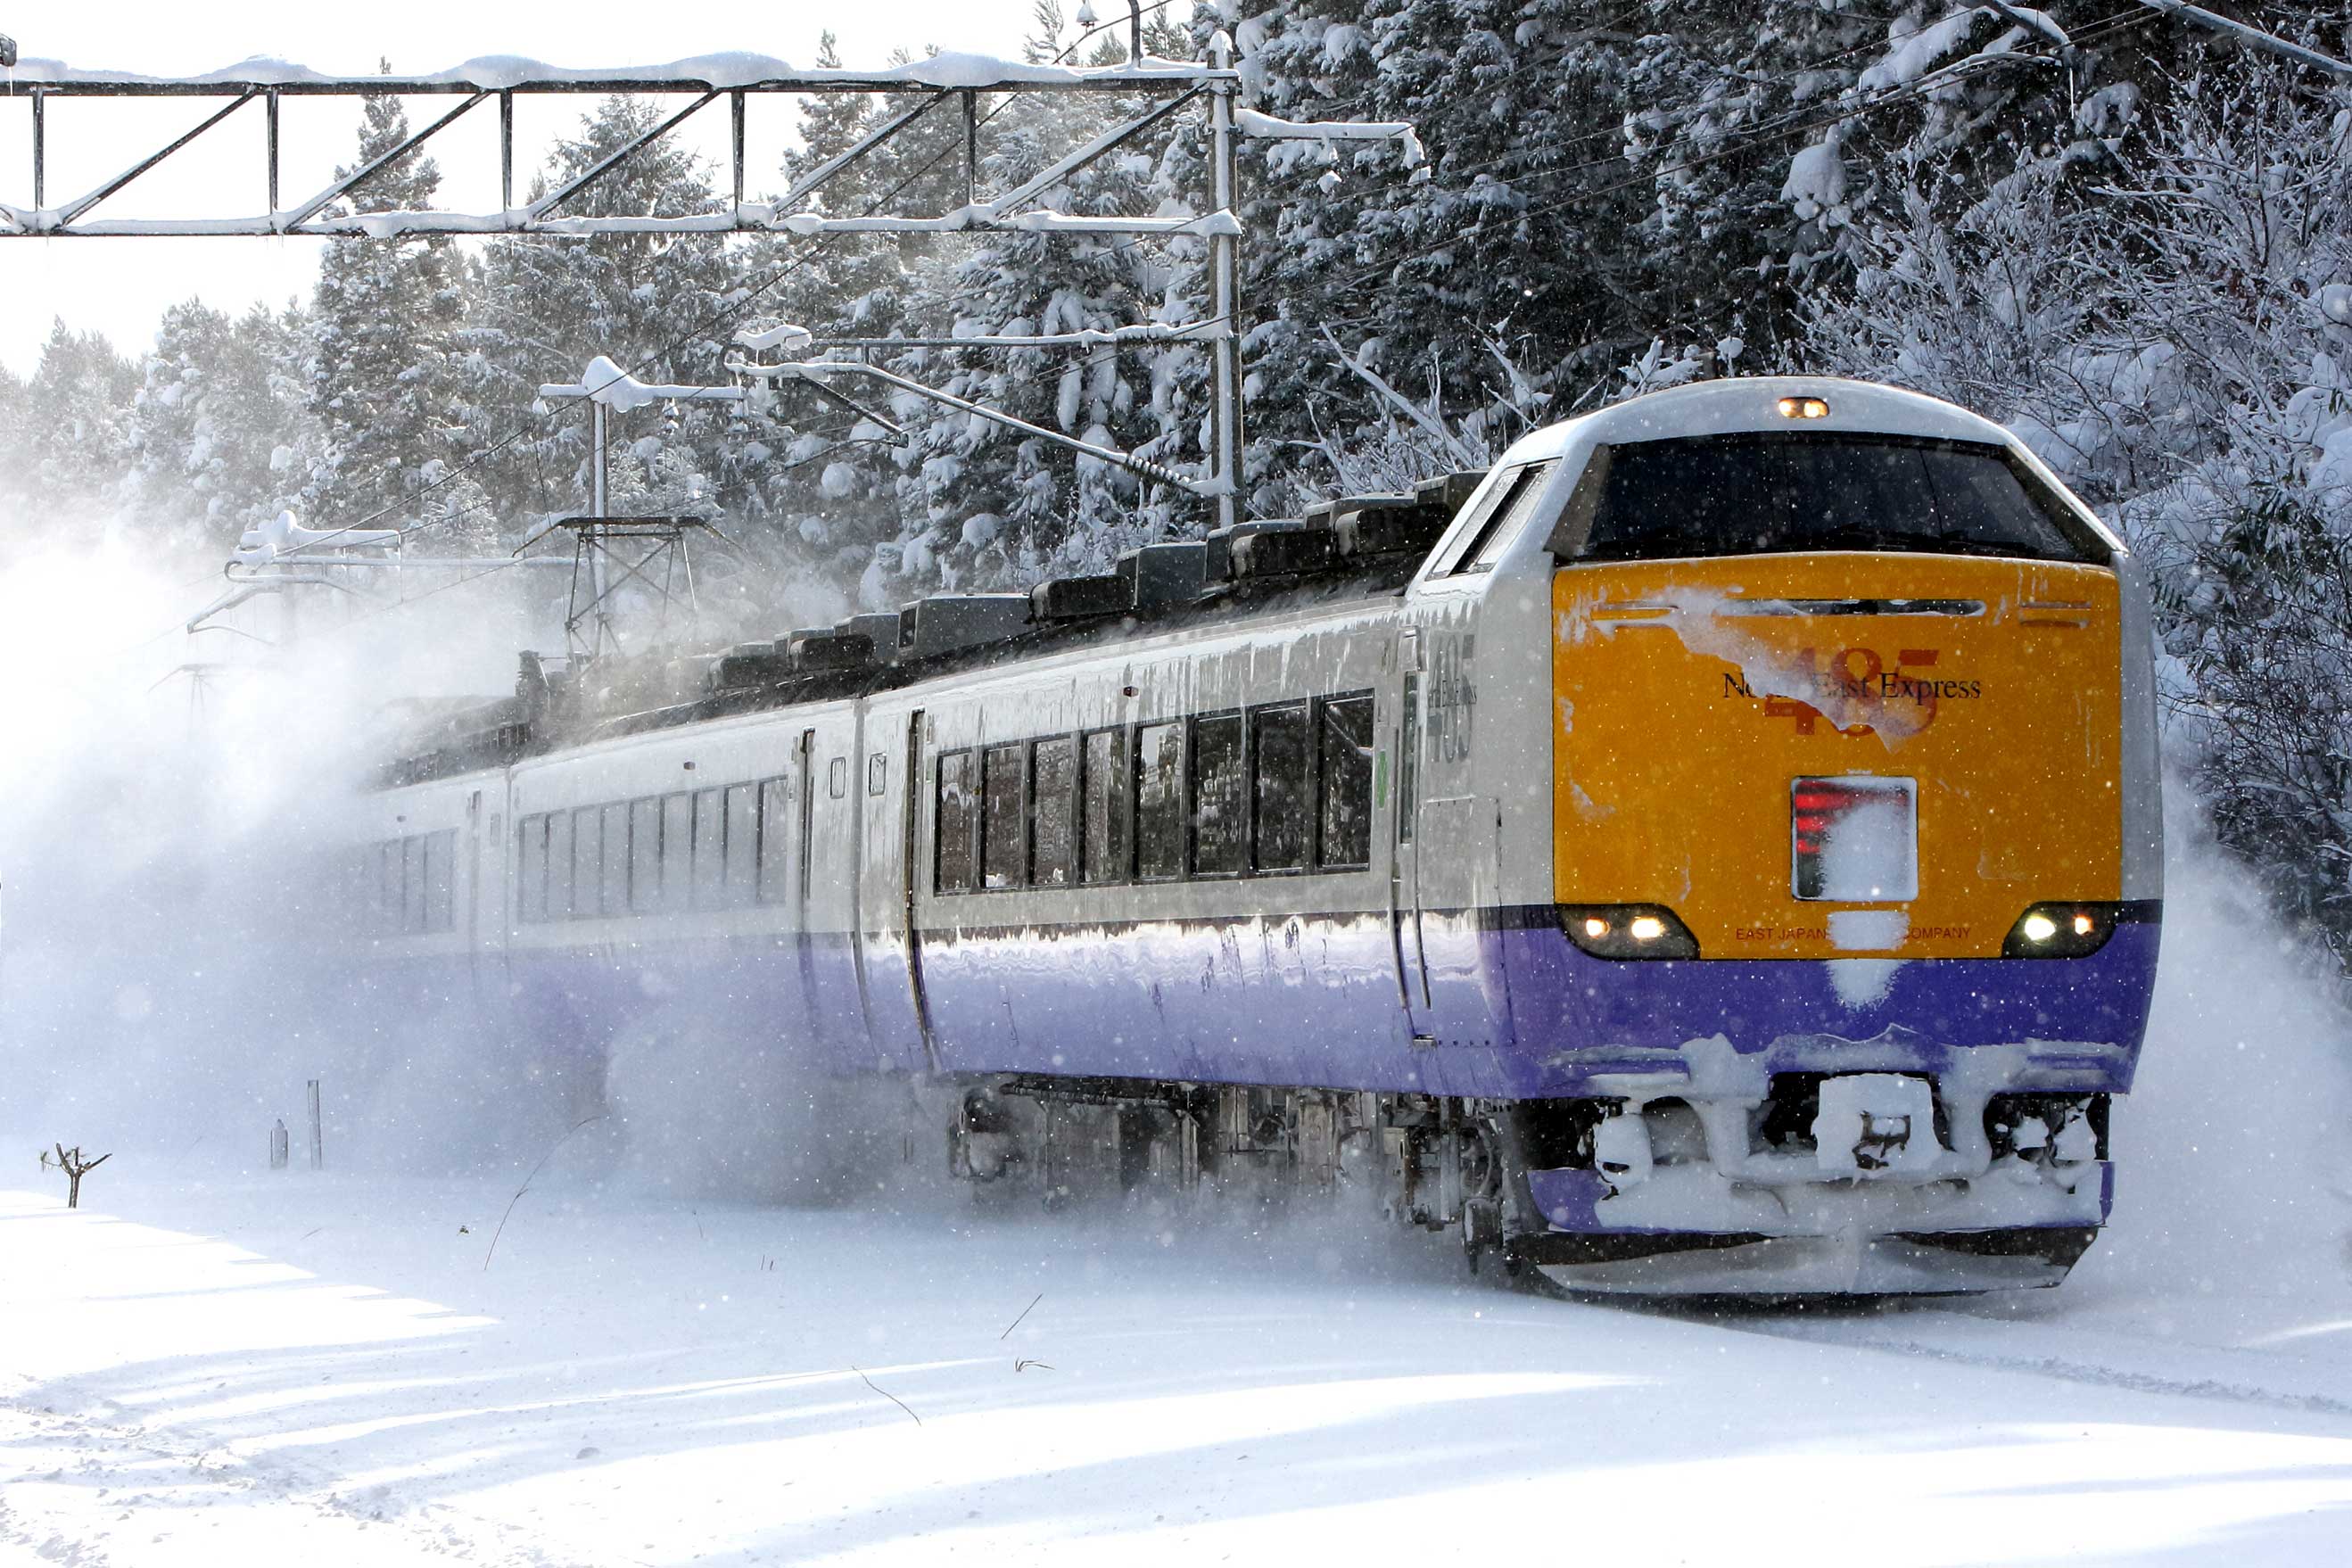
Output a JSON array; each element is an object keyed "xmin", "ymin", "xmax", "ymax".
[
  {"xmin": 0, "ymin": 533, "xmax": 554, "ymax": 1174},
  {"xmin": 2084, "ymin": 789, "xmax": 2352, "ymax": 1313}
]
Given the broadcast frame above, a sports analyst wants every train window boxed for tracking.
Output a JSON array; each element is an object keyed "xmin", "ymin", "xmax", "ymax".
[
  {"xmin": 1081, "ymin": 727, "xmax": 1128, "ymax": 883},
  {"xmin": 758, "ymin": 778, "xmax": 792, "ymax": 903},
  {"xmin": 518, "ymin": 815, "xmax": 547, "ymax": 924},
  {"xmin": 1464, "ymin": 463, "xmax": 1559, "ymax": 574},
  {"xmin": 1135, "ymin": 722, "xmax": 1185, "ymax": 880},
  {"xmin": 1318, "ymin": 695, "xmax": 1375, "ymax": 868},
  {"xmin": 573, "ymin": 807, "xmax": 604, "ymax": 918},
  {"xmin": 982, "ymin": 744, "xmax": 1028, "ymax": 889},
  {"xmin": 1569, "ymin": 433, "xmax": 2100, "ymax": 563},
  {"xmin": 868, "ymin": 753, "xmax": 887, "ymax": 796},
  {"xmin": 691, "ymin": 788, "xmax": 726, "ymax": 909},
  {"xmin": 829, "ymin": 756, "xmax": 849, "ymax": 799},
  {"xmin": 424, "ymin": 829, "xmax": 456, "ymax": 932},
  {"xmin": 1398, "ymin": 675, "xmax": 1421, "ymax": 845},
  {"xmin": 547, "ymin": 810, "xmax": 575, "ymax": 919},
  {"xmin": 601, "ymin": 804, "xmax": 631, "ymax": 917},
  {"xmin": 1430, "ymin": 464, "xmax": 1542, "ymax": 576},
  {"xmin": 936, "ymin": 750, "xmax": 979, "ymax": 894},
  {"xmin": 1192, "ymin": 713, "xmax": 1246, "ymax": 877},
  {"xmin": 1031, "ymin": 736, "xmax": 1077, "ymax": 887},
  {"xmin": 402, "ymin": 836, "xmax": 429, "ymax": 933},
  {"xmin": 631, "ymin": 798, "xmax": 664, "ymax": 914},
  {"xmin": 1250, "ymin": 704, "xmax": 1312, "ymax": 873},
  {"xmin": 725, "ymin": 784, "xmax": 759, "ymax": 903},
  {"xmin": 661, "ymin": 794, "xmax": 693, "ymax": 909}
]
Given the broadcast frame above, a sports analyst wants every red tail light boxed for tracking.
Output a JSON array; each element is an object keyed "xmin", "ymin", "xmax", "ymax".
[{"xmin": 1791, "ymin": 776, "xmax": 1917, "ymax": 901}]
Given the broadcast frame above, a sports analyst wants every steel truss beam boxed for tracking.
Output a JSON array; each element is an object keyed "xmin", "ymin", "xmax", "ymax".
[
  {"xmin": 0, "ymin": 59, "xmax": 1242, "ymax": 238},
  {"xmin": 23, "ymin": 39, "xmax": 1409, "ymax": 541}
]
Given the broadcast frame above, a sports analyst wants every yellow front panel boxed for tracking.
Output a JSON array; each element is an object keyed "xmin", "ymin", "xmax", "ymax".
[{"xmin": 1552, "ymin": 555, "xmax": 2122, "ymax": 960}]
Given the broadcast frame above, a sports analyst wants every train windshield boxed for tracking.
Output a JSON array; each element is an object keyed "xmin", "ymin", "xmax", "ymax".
[{"xmin": 1570, "ymin": 433, "xmax": 2101, "ymax": 564}]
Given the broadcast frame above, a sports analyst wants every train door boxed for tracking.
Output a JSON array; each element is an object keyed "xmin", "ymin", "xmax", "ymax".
[
  {"xmin": 846, "ymin": 710, "xmax": 871, "ymax": 1036},
  {"xmin": 795, "ymin": 728, "xmax": 817, "ymax": 910},
  {"xmin": 1398, "ymin": 625, "xmax": 1506, "ymax": 1057},
  {"xmin": 902, "ymin": 709, "xmax": 939, "ymax": 1071},
  {"xmin": 466, "ymin": 785, "xmax": 510, "ymax": 986},
  {"xmin": 1391, "ymin": 639, "xmax": 1432, "ymax": 1035},
  {"xmin": 792, "ymin": 728, "xmax": 817, "ymax": 1004},
  {"xmin": 854, "ymin": 714, "xmax": 924, "ymax": 1067},
  {"xmin": 465, "ymin": 788, "xmax": 483, "ymax": 987}
]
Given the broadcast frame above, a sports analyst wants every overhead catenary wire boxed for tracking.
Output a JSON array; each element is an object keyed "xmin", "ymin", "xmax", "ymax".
[{"xmin": 2130, "ymin": 0, "xmax": 2352, "ymax": 78}]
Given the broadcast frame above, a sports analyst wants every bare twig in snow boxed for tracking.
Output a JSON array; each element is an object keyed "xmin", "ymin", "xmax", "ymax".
[
  {"xmin": 850, "ymin": 1366, "xmax": 921, "ymax": 1426},
  {"xmin": 53, "ymin": 1144, "xmax": 112, "ymax": 1209},
  {"xmin": 483, "ymin": 1115, "xmax": 607, "ymax": 1272},
  {"xmin": 1000, "ymin": 1292, "xmax": 1044, "ymax": 1341},
  {"xmin": 1322, "ymin": 326, "xmax": 1485, "ymax": 470}
]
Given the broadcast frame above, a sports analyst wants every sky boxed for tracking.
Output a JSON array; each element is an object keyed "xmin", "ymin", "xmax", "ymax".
[{"xmin": 0, "ymin": 0, "xmax": 1109, "ymax": 376}]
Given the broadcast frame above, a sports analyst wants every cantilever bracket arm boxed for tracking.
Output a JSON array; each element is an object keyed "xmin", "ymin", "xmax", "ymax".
[
  {"xmin": 797, "ymin": 378, "xmax": 906, "ymax": 437},
  {"xmin": 186, "ymin": 573, "xmax": 363, "ymax": 632},
  {"xmin": 2130, "ymin": 1, "xmax": 2352, "ymax": 78},
  {"xmin": 733, "ymin": 357, "xmax": 1219, "ymax": 496}
]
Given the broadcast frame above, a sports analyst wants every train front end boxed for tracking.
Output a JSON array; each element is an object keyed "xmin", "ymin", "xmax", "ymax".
[{"xmin": 1510, "ymin": 380, "xmax": 2162, "ymax": 1295}]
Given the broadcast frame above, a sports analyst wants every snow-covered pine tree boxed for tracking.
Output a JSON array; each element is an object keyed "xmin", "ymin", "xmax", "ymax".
[
  {"xmin": 305, "ymin": 68, "xmax": 466, "ymax": 536},
  {"xmin": 1216, "ymin": 1, "xmax": 2227, "ymax": 508},
  {"xmin": 7, "ymin": 319, "xmax": 140, "ymax": 535},
  {"xmin": 0, "ymin": 355, "xmax": 29, "ymax": 524},
  {"xmin": 1217, "ymin": 2, "xmax": 1635, "ymax": 509},
  {"xmin": 128, "ymin": 300, "xmax": 320, "ymax": 552}
]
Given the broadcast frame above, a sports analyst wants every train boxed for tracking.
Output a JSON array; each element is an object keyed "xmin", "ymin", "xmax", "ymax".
[{"xmin": 346, "ymin": 375, "xmax": 2163, "ymax": 1296}]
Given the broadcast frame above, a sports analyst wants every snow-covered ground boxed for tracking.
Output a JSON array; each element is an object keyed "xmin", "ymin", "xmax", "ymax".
[
  {"xmin": 8, "ymin": 827, "xmax": 2352, "ymax": 1566},
  {"xmin": 4, "ymin": 1159, "xmax": 2352, "ymax": 1568}
]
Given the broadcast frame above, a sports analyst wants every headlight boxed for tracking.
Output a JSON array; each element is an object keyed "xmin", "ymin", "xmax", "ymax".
[
  {"xmin": 1560, "ymin": 904, "xmax": 1700, "ymax": 960},
  {"xmin": 2002, "ymin": 902, "xmax": 2119, "ymax": 958}
]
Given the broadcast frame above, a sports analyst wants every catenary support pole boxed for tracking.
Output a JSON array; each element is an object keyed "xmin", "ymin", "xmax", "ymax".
[
  {"xmin": 590, "ymin": 401, "xmax": 610, "ymax": 656},
  {"xmin": 307, "ymin": 1079, "xmax": 324, "ymax": 1170},
  {"xmin": 1207, "ymin": 30, "xmax": 1242, "ymax": 530}
]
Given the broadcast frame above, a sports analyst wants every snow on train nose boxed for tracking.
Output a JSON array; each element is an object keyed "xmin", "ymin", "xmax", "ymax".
[{"xmin": 1811, "ymin": 1073, "xmax": 1937, "ymax": 1175}]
